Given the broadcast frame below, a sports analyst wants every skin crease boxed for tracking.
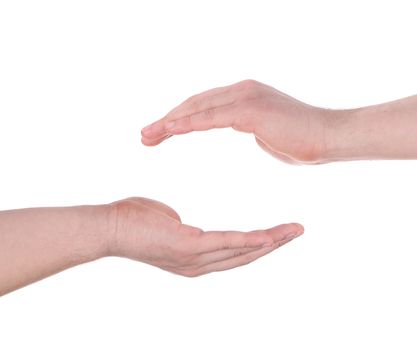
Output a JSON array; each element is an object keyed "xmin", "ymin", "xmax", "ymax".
[
  {"xmin": 141, "ymin": 79, "xmax": 417, "ymax": 163},
  {"xmin": 0, "ymin": 197, "xmax": 303, "ymax": 296}
]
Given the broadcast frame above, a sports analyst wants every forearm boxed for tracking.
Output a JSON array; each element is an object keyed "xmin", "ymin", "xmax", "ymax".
[
  {"xmin": 324, "ymin": 95, "xmax": 417, "ymax": 161},
  {"xmin": 0, "ymin": 205, "xmax": 110, "ymax": 296}
]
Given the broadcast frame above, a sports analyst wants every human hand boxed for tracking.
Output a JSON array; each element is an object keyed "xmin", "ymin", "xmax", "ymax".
[
  {"xmin": 0, "ymin": 198, "xmax": 303, "ymax": 295},
  {"xmin": 107, "ymin": 197, "xmax": 304, "ymax": 277},
  {"xmin": 141, "ymin": 80, "xmax": 337, "ymax": 164}
]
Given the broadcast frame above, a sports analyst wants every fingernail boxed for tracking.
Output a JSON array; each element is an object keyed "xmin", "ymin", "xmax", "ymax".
[
  {"xmin": 166, "ymin": 120, "xmax": 176, "ymax": 129},
  {"xmin": 142, "ymin": 123, "xmax": 154, "ymax": 134},
  {"xmin": 291, "ymin": 223, "xmax": 304, "ymax": 233}
]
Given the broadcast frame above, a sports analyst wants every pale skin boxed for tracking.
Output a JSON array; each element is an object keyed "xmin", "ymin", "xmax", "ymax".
[
  {"xmin": 141, "ymin": 79, "xmax": 417, "ymax": 163},
  {"xmin": 3, "ymin": 79, "xmax": 417, "ymax": 296},
  {"xmin": 0, "ymin": 197, "xmax": 303, "ymax": 296}
]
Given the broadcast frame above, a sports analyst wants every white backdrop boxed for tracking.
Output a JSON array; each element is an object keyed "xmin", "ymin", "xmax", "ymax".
[{"xmin": 1, "ymin": 1, "xmax": 417, "ymax": 349}]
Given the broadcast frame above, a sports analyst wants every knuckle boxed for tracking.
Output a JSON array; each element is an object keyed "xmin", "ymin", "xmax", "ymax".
[
  {"xmin": 185, "ymin": 93, "xmax": 199, "ymax": 104},
  {"xmin": 203, "ymin": 109, "xmax": 216, "ymax": 128},
  {"xmin": 184, "ymin": 225, "xmax": 203, "ymax": 237},
  {"xmin": 236, "ymin": 79, "xmax": 259, "ymax": 89},
  {"xmin": 221, "ymin": 233, "xmax": 232, "ymax": 250},
  {"xmin": 204, "ymin": 108, "xmax": 214, "ymax": 120},
  {"xmin": 120, "ymin": 196, "xmax": 142, "ymax": 203},
  {"xmin": 178, "ymin": 225, "xmax": 203, "ymax": 240},
  {"xmin": 233, "ymin": 250, "xmax": 244, "ymax": 258},
  {"xmin": 243, "ymin": 239, "xmax": 253, "ymax": 248},
  {"xmin": 235, "ymin": 79, "xmax": 263, "ymax": 101}
]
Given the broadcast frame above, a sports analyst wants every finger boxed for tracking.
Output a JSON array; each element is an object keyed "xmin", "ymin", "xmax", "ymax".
[
  {"xmin": 163, "ymin": 104, "xmax": 240, "ymax": 135},
  {"xmin": 194, "ymin": 234, "xmax": 300, "ymax": 275},
  {"xmin": 141, "ymin": 134, "xmax": 172, "ymax": 147},
  {"xmin": 165, "ymin": 86, "xmax": 234, "ymax": 122},
  {"xmin": 142, "ymin": 103, "xmax": 241, "ymax": 145},
  {"xmin": 141, "ymin": 85, "xmax": 233, "ymax": 139},
  {"xmin": 190, "ymin": 228, "xmax": 296, "ymax": 267},
  {"xmin": 191, "ymin": 247, "xmax": 261, "ymax": 268},
  {"xmin": 194, "ymin": 223, "xmax": 303, "ymax": 254}
]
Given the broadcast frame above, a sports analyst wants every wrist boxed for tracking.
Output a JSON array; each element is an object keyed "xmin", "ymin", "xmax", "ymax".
[
  {"xmin": 104, "ymin": 199, "xmax": 140, "ymax": 258},
  {"xmin": 73, "ymin": 204, "xmax": 114, "ymax": 261},
  {"xmin": 320, "ymin": 107, "xmax": 364, "ymax": 162}
]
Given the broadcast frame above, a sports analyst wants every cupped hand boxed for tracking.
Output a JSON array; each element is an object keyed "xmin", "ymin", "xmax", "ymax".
[
  {"xmin": 141, "ymin": 80, "xmax": 333, "ymax": 164},
  {"xmin": 107, "ymin": 197, "xmax": 303, "ymax": 277}
]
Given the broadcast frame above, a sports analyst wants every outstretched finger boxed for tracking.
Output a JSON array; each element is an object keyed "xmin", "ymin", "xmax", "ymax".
[
  {"xmin": 193, "ymin": 234, "xmax": 299, "ymax": 276},
  {"xmin": 164, "ymin": 85, "xmax": 234, "ymax": 122},
  {"xmin": 190, "ymin": 226, "xmax": 300, "ymax": 268},
  {"xmin": 141, "ymin": 101, "xmax": 257, "ymax": 147},
  {"xmin": 193, "ymin": 223, "xmax": 303, "ymax": 254},
  {"xmin": 141, "ymin": 85, "xmax": 234, "ymax": 140},
  {"xmin": 141, "ymin": 103, "xmax": 241, "ymax": 146},
  {"xmin": 190, "ymin": 247, "xmax": 261, "ymax": 268},
  {"xmin": 141, "ymin": 134, "xmax": 172, "ymax": 146}
]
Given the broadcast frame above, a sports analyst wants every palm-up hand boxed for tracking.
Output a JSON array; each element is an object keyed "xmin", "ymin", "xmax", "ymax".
[
  {"xmin": 141, "ymin": 79, "xmax": 331, "ymax": 164},
  {"xmin": 110, "ymin": 197, "xmax": 303, "ymax": 277}
]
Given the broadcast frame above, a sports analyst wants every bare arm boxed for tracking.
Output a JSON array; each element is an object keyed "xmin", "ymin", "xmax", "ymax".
[
  {"xmin": 325, "ymin": 94, "xmax": 417, "ymax": 161},
  {"xmin": 0, "ymin": 205, "xmax": 107, "ymax": 296},
  {"xmin": 141, "ymin": 80, "xmax": 417, "ymax": 164},
  {"xmin": 0, "ymin": 197, "xmax": 303, "ymax": 296}
]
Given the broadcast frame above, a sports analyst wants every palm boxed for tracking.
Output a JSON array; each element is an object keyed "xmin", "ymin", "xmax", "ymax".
[{"xmin": 109, "ymin": 197, "xmax": 304, "ymax": 277}]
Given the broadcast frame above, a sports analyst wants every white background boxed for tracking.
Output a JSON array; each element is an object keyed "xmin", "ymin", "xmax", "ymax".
[{"xmin": 1, "ymin": 0, "xmax": 417, "ymax": 348}]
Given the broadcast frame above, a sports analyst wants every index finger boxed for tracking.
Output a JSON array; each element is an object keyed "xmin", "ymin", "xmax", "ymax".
[{"xmin": 141, "ymin": 85, "xmax": 236, "ymax": 141}]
